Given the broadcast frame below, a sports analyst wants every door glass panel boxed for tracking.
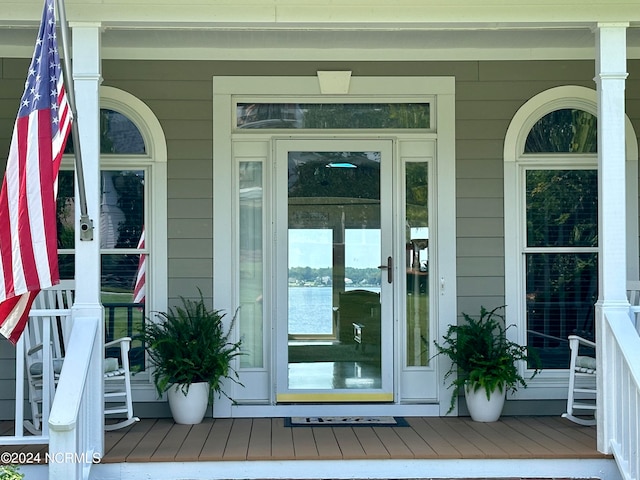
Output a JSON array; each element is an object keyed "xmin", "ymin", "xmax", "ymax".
[
  {"xmin": 287, "ymin": 150, "xmax": 382, "ymax": 391},
  {"xmin": 405, "ymin": 162, "xmax": 429, "ymax": 366},
  {"xmin": 239, "ymin": 161, "xmax": 264, "ymax": 368},
  {"xmin": 288, "ymin": 229, "xmax": 334, "ymax": 336}
]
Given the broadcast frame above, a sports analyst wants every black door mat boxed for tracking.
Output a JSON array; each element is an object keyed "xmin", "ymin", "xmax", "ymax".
[{"xmin": 284, "ymin": 416, "xmax": 409, "ymax": 427}]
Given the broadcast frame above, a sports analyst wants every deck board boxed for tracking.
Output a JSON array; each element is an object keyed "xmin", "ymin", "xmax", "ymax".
[
  {"xmin": 464, "ymin": 421, "xmax": 530, "ymax": 458},
  {"xmin": 508, "ymin": 417, "xmax": 584, "ymax": 458},
  {"xmin": 528, "ymin": 417, "xmax": 597, "ymax": 456},
  {"xmin": 152, "ymin": 423, "xmax": 191, "ymax": 461},
  {"xmin": 352, "ymin": 427, "xmax": 391, "ymax": 459},
  {"xmin": 176, "ymin": 420, "xmax": 213, "ymax": 461},
  {"xmin": 372, "ymin": 426, "xmax": 414, "ymax": 459},
  {"xmin": 428, "ymin": 417, "xmax": 487, "ymax": 458},
  {"xmin": 499, "ymin": 417, "xmax": 557, "ymax": 457},
  {"xmin": 291, "ymin": 424, "xmax": 320, "ymax": 459},
  {"xmin": 536, "ymin": 415, "xmax": 596, "ymax": 449},
  {"xmin": 223, "ymin": 418, "xmax": 252, "ymax": 460},
  {"xmin": 247, "ymin": 418, "xmax": 272, "ymax": 460},
  {"xmin": 406, "ymin": 417, "xmax": 462, "ymax": 458},
  {"xmin": 0, "ymin": 416, "xmax": 609, "ymax": 466},
  {"xmin": 475, "ymin": 418, "xmax": 545, "ymax": 458},
  {"xmin": 270, "ymin": 417, "xmax": 296, "ymax": 460},
  {"xmin": 333, "ymin": 427, "xmax": 368, "ymax": 459},
  {"xmin": 104, "ymin": 418, "xmax": 155, "ymax": 462},
  {"xmin": 456, "ymin": 419, "xmax": 513, "ymax": 457},
  {"xmin": 391, "ymin": 422, "xmax": 438, "ymax": 458},
  {"xmin": 200, "ymin": 418, "xmax": 232, "ymax": 461},
  {"xmin": 311, "ymin": 426, "xmax": 342, "ymax": 459},
  {"xmin": 126, "ymin": 418, "xmax": 173, "ymax": 462}
]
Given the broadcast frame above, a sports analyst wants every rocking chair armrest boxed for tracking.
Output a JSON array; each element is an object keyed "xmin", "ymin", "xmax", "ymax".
[
  {"xmin": 104, "ymin": 337, "xmax": 133, "ymax": 372},
  {"xmin": 567, "ymin": 334, "xmax": 596, "ymax": 349},
  {"xmin": 27, "ymin": 342, "xmax": 45, "ymax": 356},
  {"xmin": 104, "ymin": 336, "xmax": 132, "ymax": 369},
  {"xmin": 104, "ymin": 336, "xmax": 132, "ymax": 349},
  {"xmin": 26, "ymin": 341, "xmax": 61, "ymax": 357}
]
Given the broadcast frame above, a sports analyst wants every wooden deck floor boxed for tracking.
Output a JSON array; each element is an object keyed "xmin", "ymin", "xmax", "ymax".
[
  {"xmin": 96, "ymin": 416, "xmax": 607, "ymax": 464},
  {"xmin": 0, "ymin": 416, "xmax": 618, "ymax": 480},
  {"xmin": 0, "ymin": 416, "xmax": 609, "ymax": 464}
]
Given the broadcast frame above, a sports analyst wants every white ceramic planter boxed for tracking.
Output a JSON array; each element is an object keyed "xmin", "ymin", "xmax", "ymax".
[
  {"xmin": 167, "ymin": 382, "xmax": 210, "ymax": 424},
  {"xmin": 464, "ymin": 383, "xmax": 506, "ymax": 422}
]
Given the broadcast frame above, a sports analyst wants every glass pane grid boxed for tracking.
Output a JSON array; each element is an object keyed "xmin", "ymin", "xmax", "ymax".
[
  {"xmin": 525, "ymin": 252, "xmax": 597, "ymax": 369},
  {"xmin": 525, "ymin": 169, "xmax": 597, "ymax": 248}
]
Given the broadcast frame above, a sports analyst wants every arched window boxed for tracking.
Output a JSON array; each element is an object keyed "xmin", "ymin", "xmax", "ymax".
[
  {"xmin": 522, "ymin": 107, "xmax": 599, "ymax": 367},
  {"xmin": 504, "ymin": 86, "xmax": 637, "ymax": 391},
  {"xmin": 57, "ymin": 87, "xmax": 167, "ymax": 371},
  {"xmin": 524, "ymin": 109, "xmax": 597, "ymax": 154}
]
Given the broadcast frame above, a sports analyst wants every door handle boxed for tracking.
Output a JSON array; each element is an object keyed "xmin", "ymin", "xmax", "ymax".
[{"xmin": 378, "ymin": 256, "xmax": 393, "ymax": 284}]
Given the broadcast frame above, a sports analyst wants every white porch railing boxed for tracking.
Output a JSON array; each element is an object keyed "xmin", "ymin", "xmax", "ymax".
[
  {"xmin": 603, "ymin": 310, "xmax": 640, "ymax": 480},
  {"xmin": 48, "ymin": 316, "xmax": 102, "ymax": 480}
]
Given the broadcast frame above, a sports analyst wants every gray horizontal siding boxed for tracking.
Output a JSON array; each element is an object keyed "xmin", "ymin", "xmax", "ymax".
[{"xmin": 1, "ymin": 58, "xmax": 638, "ymax": 418}]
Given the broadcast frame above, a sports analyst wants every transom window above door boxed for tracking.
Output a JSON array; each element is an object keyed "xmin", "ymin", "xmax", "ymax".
[{"xmin": 234, "ymin": 102, "xmax": 432, "ymax": 130}]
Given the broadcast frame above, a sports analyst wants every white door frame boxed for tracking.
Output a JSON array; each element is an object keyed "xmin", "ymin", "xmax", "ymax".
[
  {"xmin": 212, "ymin": 75, "xmax": 457, "ymax": 417},
  {"xmin": 274, "ymin": 138, "xmax": 395, "ymax": 403}
]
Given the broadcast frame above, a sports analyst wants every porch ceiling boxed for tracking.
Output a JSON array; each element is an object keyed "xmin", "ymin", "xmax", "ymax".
[{"xmin": 1, "ymin": 23, "xmax": 640, "ymax": 61}]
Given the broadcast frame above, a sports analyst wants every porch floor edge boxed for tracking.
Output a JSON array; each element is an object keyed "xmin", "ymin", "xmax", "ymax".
[{"xmin": 90, "ymin": 458, "xmax": 621, "ymax": 480}]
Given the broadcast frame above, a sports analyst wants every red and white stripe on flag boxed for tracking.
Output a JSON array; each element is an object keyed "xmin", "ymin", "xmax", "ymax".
[
  {"xmin": 0, "ymin": 0, "xmax": 72, "ymax": 344},
  {"xmin": 133, "ymin": 229, "xmax": 146, "ymax": 305}
]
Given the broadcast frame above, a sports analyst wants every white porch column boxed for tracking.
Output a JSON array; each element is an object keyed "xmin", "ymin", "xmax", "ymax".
[
  {"xmin": 594, "ymin": 22, "xmax": 628, "ymax": 454},
  {"xmin": 70, "ymin": 23, "xmax": 105, "ymax": 452}
]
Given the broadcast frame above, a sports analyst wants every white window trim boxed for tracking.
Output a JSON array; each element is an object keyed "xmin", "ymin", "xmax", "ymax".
[
  {"xmin": 60, "ymin": 87, "xmax": 168, "ymax": 401},
  {"xmin": 504, "ymin": 85, "xmax": 639, "ymax": 399}
]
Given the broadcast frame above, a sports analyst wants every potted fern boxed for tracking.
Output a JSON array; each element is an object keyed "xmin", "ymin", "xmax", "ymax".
[
  {"xmin": 434, "ymin": 305, "xmax": 540, "ymax": 422},
  {"xmin": 138, "ymin": 290, "xmax": 242, "ymax": 424}
]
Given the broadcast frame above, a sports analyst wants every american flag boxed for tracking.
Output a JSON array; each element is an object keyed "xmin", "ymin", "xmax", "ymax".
[
  {"xmin": 0, "ymin": 0, "xmax": 72, "ymax": 344},
  {"xmin": 133, "ymin": 229, "xmax": 146, "ymax": 305}
]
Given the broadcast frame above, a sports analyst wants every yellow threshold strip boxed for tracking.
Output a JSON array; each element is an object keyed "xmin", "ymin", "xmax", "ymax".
[{"xmin": 276, "ymin": 392, "xmax": 393, "ymax": 402}]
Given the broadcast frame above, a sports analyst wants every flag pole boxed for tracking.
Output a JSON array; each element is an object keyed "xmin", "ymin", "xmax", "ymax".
[{"xmin": 55, "ymin": 0, "xmax": 94, "ymax": 241}]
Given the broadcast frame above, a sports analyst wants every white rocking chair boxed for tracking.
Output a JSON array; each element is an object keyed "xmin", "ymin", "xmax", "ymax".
[
  {"xmin": 22, "ymin": 286, "xmax": 71, "ymax": 435},
  {"xmin": 24, "ymin": 281, "xmax": 139, "ymax": 433},
  {"xmin": 103, "ymin": 335, "xmax": 139, "ymax": 431},
  {"xmin": 562, "ymin": 334, "xmax": 597, "ymax": 426},
  {"xmin": 562, "ymin": 281, "xmax": 640, "ymax": 426}
]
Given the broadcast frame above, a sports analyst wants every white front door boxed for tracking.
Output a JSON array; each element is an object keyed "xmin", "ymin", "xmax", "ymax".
[
  {"xmin": 212, "ymin": 75, "xmax": 457, "ymax": 416},
  {"xmin": 275, "ymin": 139, "xmax": 394, "ymax": 402}
]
